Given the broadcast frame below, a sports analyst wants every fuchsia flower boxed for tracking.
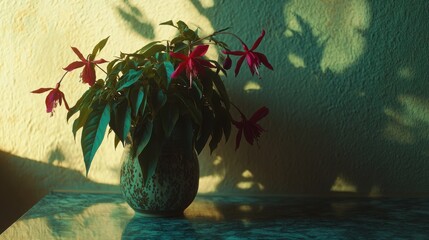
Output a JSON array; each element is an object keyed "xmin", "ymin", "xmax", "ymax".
[
  {"xmin": 170, "ymin": 45, "xmax": 215, "ymax": 87},
  {"xmin": 31, "ymin": 83, "xmax": 69, "ymax": 116},
  {"xmin": 63, "ymin": 47, "xmax": 108, "ymax": 86},
  {"xmin": 232, "ymin": 106, "xmax": 269, "ymax": 150},
  {"xmin": 223, "ymin": 30, "xmax": 273, "ymax": 77}
]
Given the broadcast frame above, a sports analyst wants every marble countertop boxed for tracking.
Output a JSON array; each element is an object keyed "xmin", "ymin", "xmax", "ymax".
[{"xmin": 2, "ymin": 192, "xmax": 429, "ymax": 239}]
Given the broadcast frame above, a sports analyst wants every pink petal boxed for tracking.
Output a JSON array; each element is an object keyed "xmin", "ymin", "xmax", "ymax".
[
  {"xmin": 250, "ymin": 30, "xmax": 265, "ymax": 51},
  {"xmin": 243, "ymin": 123, "xmax": 255, "ymax": 145},
  {"xmin": 169, "ymin": 52, "xmax": 188, "ymax": 61},
  {"xmin": 222, "ymin": 50, "xmax": 245, "ymax": 56},
  {"xmin": 245, "ymin": 53, "xmax": 256, "ymax": 75},
  {"xmin": 255, "ymin": 52, "xmax": 273, "ymax": 70},
  {"xmin": 31, "ymin": 88, "xmax": 53, "ymax": 94},
  {"xmin": 58, "ymin": 92, "xmax": 62, "ymax": 106},
  {"xmin": 45, "ymin": 90, "xmax": 56, "ymax": 113},
  {"xmin": 170, "ymin": 62, "xmax": 187, "ymax": 79},
  {"xmin": 190, "ymin": 45, "xmax": 209, "ymax": 58},
  {"xmin": 82, "ymin": 64, "xmax": 96, "ymax": 86},
  {"xmin": 61, "ymin": 91, "xmax": 70, "ymax": 110},
  {"xmin": 235, "ymin": 55, "xmax": 246, "ymax": 77},
  {"xmin": 249, "ymin": 106, "xmax": 269, "ymax": 122},
  {"xmin": 92, "ymin": 58, "xmax": 108, "ymax": 64},
  {"xmin": 63, "ymin": 61, "xmax": 85, "ymax": 71},
  {"xmin": 71, "ymin": 47, "xmax": 86, "ymax": 61}
]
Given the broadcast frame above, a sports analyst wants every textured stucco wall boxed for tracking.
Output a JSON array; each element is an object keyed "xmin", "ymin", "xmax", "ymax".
[{"xmin": 1, "ymin": 0, "xmax": 429, "ymax": 230}]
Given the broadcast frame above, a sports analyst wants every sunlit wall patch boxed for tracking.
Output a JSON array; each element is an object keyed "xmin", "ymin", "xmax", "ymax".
[
  {"xmin": 330, "ymin": 175, "xmax": 357, "ymax": 193},
  {"xmin": 397, "ymin": 66, "xmax": 414, "ymax": 80},
  {"xmin": 287, "ymin": 53, "xmax": 306, "ymax": 68},
  {"xmin": 284, "ymin": 0, "xmax": 370, "ymax": 73},
  {"xmin": 243, "ymin": 81, "xmax": 261, "ymax": 92},
  {"xmin": 383, "ymin": 95, "xmax": 429, "ymax": 145}
]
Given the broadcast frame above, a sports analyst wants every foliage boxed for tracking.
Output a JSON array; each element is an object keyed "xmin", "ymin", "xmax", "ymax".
[{"xmin": 32, "ymin": 21, "xmax": 273, "ymax": 180}]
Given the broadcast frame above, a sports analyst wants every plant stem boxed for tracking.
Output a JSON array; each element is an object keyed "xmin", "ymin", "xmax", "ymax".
[
  {"xmin": 230, "ymin": 101, "xmax": 246, "ymax": 118},
  {"xmin": 95, "ymin": 64, "xmax": 107, "ymax": 74},
  {"xmin": 190, "ymin": 31, "xmax": 246, "ymax": 49},
  {"xmin": 58, "ymin": 71, "xmax": 68, "ymax": 84}
]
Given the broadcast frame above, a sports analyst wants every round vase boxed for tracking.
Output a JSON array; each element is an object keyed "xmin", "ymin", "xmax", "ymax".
[{"xmin": 120, "ymin": 117, "xmax": 199, "ymax": 216}]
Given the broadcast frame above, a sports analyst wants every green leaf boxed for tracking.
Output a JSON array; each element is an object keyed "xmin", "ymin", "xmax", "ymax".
[
  {"xmin": 114, "ymin": 134, "xmax": 121, "ymax": 149},
  {"xmin": 106, "ymin": 59, "xmax": 120, "ymax": 75},
  {"xmin": 139, "ymin": 85, "xmax": 149, "ymax": 116},
  {"xmin": 137, "ymin": 120, "xmax": 162, "ymax": 186},
  {"xmin": 171, "ymin": 36, "xmax": 186, "ymax": 45},
  {"xmin": 116, "ymin": 69, "xmax": 142, "ymax": 91},
  {"xmin": 90, "ymin": 36, "xmax": 109, "ymax": 61},
  {"xmin": 219, "ymin": 107, "xmax": 231, "ymax": 142},
  {"xmin": 177, "ymin": 20, "xmax": 189, "ymax": 32},
  {"xmin": 192, "ymin": 79, "xmax": 203, "ymax": 99},
  {"xmin": 159, "ymin": 103, "xmax": 179, "ymax": 138},
  {"xmin": 173, "ymin": 42, "xmax": 188, "ymax": 53},
  {"xmin": 140, "ymin": 44, "xmax": 166, "ymax": 58},
  {"xmin": 163, "ymin": 61, "xmax": 174, "ymax": 89},
  {"xmin": 209, "ymin": 59, "xmax": 227, "ymax": 76},
  {"xmin": 214, "ymin": 27, "xmax": 230, "ymax": 33},
  {"xmin": 136, "ymin": 41, "xmax": 161, "ymax": 54},
  {"xmin": 159, "ymin": 20, "xmax": 175, "ymax": 27},
  {"xmin": 72, "ymin": 106, "xmax": 92, "ymax": 139},
  {"xmin": 110, "ymin": 100, "xmax": 132, "ymax": 144},
  {"xmin": 153, "ymin": 89, "xmax": 167, "ymax": 111},
  {"xmin": 81, "ymin": 103, "xmax": 111, "ymax": 175},
  {"xmin": 133, "ymin": 120, "xmax": 153, "ymax": 158},
  {"xmin": 211, "ymin": 71, "xmax": 230, "ymax": 109},
  {"xmin": 196, "ymin": 106, "xmax": 214, "ymax": 154},
  {"xmin": 156, "ymin": 61, "xmax": 174, "ymax": 89},
  {"xmin": 175, "ymin": 94, "xmax": 202, "ymax": 125},
  {"xmin": 123, "ymin": 44, "xmax": 166, "ymax": 59},
  {"xmin": 67, "ymin": 87, "xmax": 97, "ymax": 122},
  {"xmin": 129, "ymin": 86, "xmax": 145, "ymax": 117},
  {"xmin": 114, "ymin": 99, "xmax": 131, "ymax": 143},
  {"xmin": 67, "ymin": 98, "xmax": 84, "ymax": 122},
  {"xmin": 209, "ymin": 118, "xmax": 223, "ymax": 154}
]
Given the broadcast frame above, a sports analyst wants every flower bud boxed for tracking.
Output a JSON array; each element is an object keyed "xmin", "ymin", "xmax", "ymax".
[{"xmin": 223, "ymin": 55, "xmax": 232, "ymax": 70}]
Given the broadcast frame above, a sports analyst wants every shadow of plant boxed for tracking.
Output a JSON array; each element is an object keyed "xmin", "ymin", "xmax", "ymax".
[
  {"xmin": 47, "ymin": 147, "xmax": 66, "ymax": 165},
  {"xmin": 191, "ymin": 0, "xmax": 429, "ymax": 197},
  {"xmin": 116, "ymin": 0, "xmax": 155, "ymax": 39},
  {"xmin": 107, "ymin": 0, "xmax": 429, "ymax": 197}
]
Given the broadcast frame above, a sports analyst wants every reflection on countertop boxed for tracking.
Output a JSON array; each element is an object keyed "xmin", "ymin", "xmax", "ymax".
[{"xmin": 2, "ymin": 192, "xmax": 429, "ymax": 239}]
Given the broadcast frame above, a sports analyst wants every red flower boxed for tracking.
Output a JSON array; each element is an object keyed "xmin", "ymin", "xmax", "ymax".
[
  {"xmin": 170, "ymin": 45, "xmax": 215, "ymax": 88},
  {"xmin": 31, "ymin": 83, "xmax": 70, "ymax": 116},
  {"xmin": 63, "ymin": 47, "xmax": 108, "ymax": 86},
  {"xmin": 223, "ymin": 30, "xmax": 273, "ymax": 77},
  {"xmin": 232, "ymin": 106, "xmax": 269, "ymax": 150}
]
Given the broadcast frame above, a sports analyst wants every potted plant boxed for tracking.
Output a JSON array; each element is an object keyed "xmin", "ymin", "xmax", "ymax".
[{"xmin": 32, "ymin": 20, "xmax": 273, "ymax": 215}]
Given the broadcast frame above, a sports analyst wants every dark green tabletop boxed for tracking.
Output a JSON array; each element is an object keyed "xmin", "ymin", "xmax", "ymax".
[{"xmin": 2, "ymin": 191, "xmax": 429, "ymax": 239}]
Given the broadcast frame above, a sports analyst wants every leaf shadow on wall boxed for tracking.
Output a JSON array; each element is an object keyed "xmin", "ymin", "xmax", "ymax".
[
  {"xmin": 0, "ymin": 150, "xmax": 118, "ymax": 233},
  {"xmin": 116, "ymin": 0, "xmax": 155, "ymax": 40},
  {"xmin": 191, "ymin": 0, "xmax": 429, "ymax": 196}
]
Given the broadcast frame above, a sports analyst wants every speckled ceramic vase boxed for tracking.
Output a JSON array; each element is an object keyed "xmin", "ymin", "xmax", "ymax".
[{"xmin": 120, "ymin": 117, "xmax": 199, "ymax": 216}]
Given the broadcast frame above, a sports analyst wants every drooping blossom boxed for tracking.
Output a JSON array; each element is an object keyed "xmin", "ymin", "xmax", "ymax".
[
  {"xmin": 63, "ymin": 47, "xmax": 108, "ymax": 86},
  {"xmin": 169, "ymin": 45, "xmax": 215, "ymax": 88},
  {"xmin": 223, "ymin": 54, "xmax": 232, "ymax": 70},
  {"xmin": 223, "ymin": 30, "xmax": 273, "ymax": 77},
  {"xmin": 31, "ymin": 83, "xmax": 70, "ymax": 116},
  {"xmin": 232, "ymin": 106, "xmax": 269, "ymax": 150}
]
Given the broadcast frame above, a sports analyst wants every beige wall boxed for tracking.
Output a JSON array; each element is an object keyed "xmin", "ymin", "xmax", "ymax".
[{"xmin": 2, "ymin": 0, "xmax": 429, "ymax": 232}]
